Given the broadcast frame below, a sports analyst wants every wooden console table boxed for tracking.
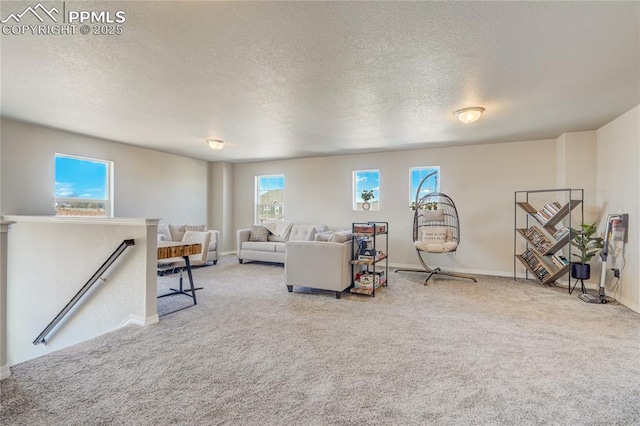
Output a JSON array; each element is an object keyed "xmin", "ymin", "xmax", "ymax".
[{"xmin": 157, "ymin": 241, "xmax": 202, "ymax": 305}]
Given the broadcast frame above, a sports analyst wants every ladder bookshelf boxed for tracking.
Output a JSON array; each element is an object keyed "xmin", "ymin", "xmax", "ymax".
[{"xmin": 514, "ymin": 189, "xmax": 583, "ymax": 289}]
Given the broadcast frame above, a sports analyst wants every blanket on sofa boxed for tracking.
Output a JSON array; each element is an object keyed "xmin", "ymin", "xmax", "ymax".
[{"xmin": 263, "ymin": 220, "xmax": 293, "ymax": 239}]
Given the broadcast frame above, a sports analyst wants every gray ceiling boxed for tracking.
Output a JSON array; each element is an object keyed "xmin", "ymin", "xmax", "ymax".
[{"xmin": 1, "ymin": 1, "xmax": 639, "ymax": 163}]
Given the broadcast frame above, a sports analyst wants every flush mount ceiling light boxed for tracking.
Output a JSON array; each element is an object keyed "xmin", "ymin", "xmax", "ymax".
[
  {"xmin": 454, "ymin": 107, "xmax": 485, "ymax": 124},
  {"xmin": 207, "ymin": 139, "xmax": 225, "ymax": 150}
]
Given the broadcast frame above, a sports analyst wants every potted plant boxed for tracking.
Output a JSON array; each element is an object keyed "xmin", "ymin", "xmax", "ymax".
[
  {"xmin": 361, "ymin": 190, "xmax": 374, "ymax": 210},
  {"xmin": 425, "ymin": 202, "xmax": 438, "ymax": 210},
  {"xmin": 570, "ymin": 222, "xmax": 603, "ymax": 280}
]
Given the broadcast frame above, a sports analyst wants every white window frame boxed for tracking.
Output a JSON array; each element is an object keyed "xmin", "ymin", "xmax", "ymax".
[
  {"xmin": 255, "ymin": 174, "xmax": 285, "ymax": 224},
  {"xmin": 353, "ymin": 169, "xmax": 380, "ymax": 211},
  {"xmin": 54, "ymin": 154, "xmax": 114, "ymax": 217},
  {"xmin": 410, "ymin": 166, "xmax": 440, "ymax": 204}
]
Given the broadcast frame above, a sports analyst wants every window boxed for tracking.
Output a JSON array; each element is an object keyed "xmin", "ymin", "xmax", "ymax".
[
  {"xmin": 353, "ymin": 169, "xmax": 379, "ymax": 210},
  {"xmin": 410, "ymin": 166, "xmax": 440, "ymax": 204},
  {"xmin": 55, "ymin": 154, "xmax": 113, "ymax": 217},
  {"xmin": 255, "ymin": 174, "xmax": 285, "ymax": 224}
]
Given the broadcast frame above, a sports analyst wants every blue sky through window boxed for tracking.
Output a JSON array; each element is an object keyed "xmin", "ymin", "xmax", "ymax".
[
  {"xmin": 55, "ymin": 155, "xmax": 108, "ymax": 199},
  {"xmin": 354, "ymin": 169, "xmax": 380, "ymax": 209},
  {"xmin": 258, "ymin": 175, "xmax": 284, "ymax": 194},
  {"xmin": 410, "ymin": 167, "xmax": 440, "ymax": 201},
  {"xmin": 355, "ymin": 170, "xmax": 379, "ymax": 193}
]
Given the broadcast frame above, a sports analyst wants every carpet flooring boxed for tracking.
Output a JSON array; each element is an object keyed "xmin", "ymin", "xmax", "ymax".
[{"xmin": 1, "ymin": 255, "xmax": 639, "ymax": 425}]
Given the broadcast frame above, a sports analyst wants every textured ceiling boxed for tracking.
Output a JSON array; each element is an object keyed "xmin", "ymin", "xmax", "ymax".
[{"xmin": 1, "ymin": 1, "xmax": 639, "ymax": 162}]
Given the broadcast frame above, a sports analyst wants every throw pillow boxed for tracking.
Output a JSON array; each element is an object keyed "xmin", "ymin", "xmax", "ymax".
[
  {"xmin": 185, "ymin": 224, "xmax": 206, "ymax": 232},
  {"xmin": 421, "ymin": 209, "xmax": 444, "ymax": 222},
  {"xmin": 249, "ymin": 225, "xmax": 268, "ymax": 242},
  {"xmin": 169, "ymin": 224, "xmax": 186, "ymax": 242},
  {"xmin": 422, "ymin": 227, "xmax": 448, "ymax": 244},
  {"xmin": 328, "ymin": 231, "xmax": 352, "ymax": 243},
  {"xmin": 314, "ymin": 230, "xmax": 334, "ymax": 242}
]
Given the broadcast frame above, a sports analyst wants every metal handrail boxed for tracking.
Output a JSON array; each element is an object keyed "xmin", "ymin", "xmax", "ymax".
[{"xmin": 33, "ymin": 239, "xmax": 135, "ymax": 345}]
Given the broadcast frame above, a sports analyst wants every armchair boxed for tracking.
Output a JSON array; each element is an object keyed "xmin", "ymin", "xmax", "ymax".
[{"xmin": 284, "ymin": 239, "xmax": 360, "ymax": 299}]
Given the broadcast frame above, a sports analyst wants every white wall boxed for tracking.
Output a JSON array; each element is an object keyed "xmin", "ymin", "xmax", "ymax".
[
  {"xmin": 0, "ymin": 222, "xmax": 10, "ymax": 379},
  {"xmin": 596, "ymin": 105, "xmax": 640, "ymax": 312},
  {"xmin": 556, "ymin": 131, "xmax": 598, "ymax": 222},
  {"xmin": 3, "ymin": 216, "xmax": 159, "ymax": 367},
  {"xmin": 0, "ymin": 119, "xmax": 208, "ymax": 224},
  {"xmin": 234, "ymin": 139, "xmax": 561, "ymax": 276},
  {"xmin": 208, "ymin": 162, "xmax": 235, "ymax": 253}
]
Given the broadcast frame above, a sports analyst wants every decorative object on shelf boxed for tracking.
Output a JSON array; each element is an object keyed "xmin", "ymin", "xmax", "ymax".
[
  {"xmin": 570, "ymin": 222, "xmax": 603, "ymax": 280},
  {"xmin": 395, "ymin": 171, "xmax": 476, "ymax": 285},
  {"xmin": 361, "ymin": 190, "xmax": 374, "ymax": 211}
]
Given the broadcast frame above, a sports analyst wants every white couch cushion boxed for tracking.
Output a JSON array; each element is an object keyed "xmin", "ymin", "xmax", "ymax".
[
  {"xmin": 169, "ymin": 224, "xmax": 186, "ymax": 242},
  {"xmin": 243, "ymin": 241, "xmax": 277, "ymax": 252},
  {"xmin": 289, "ymin": 224, "xmax": 326, "ymax": 242},
  {"xmin": 158, "ymin": 224, "xmax": 172, "ymax": 242},
  {"xmin": 275, "ymin": 243, "xmax": 286, "ymax": 253}
]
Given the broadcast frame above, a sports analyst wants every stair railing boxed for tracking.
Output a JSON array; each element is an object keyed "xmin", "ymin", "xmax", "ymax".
[{"xmin": 33, "ymin": 239, "xmax": 135, "ymax": 346}]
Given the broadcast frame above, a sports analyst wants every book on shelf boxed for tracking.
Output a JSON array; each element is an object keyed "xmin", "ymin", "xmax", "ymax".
[
  {"xmin": 524, "ymin": 226, "xmax": 551, "ymax": 252},
  {"xmin": 550, "ymin": 254, "xmax": 569, "ymax": 269},
  {"xmin": 552, "ymin": 227, "xmax": 570, "ymax": 240},
  {"xmin": 531, "ymin": 202, "xmax": 562, "ymax": 225},
  {"xmin": 520, "ymin": 249, "xmax": 550, "ymax": 280}
]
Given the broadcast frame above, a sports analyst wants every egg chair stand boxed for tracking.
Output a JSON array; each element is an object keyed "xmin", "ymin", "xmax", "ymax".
[
  {"xmin": 405, "ymin": 248, "xmax": 477, "ymax": 285},
  {"xmin": 395, "ymin": 172, "xmax": 476, "ymax": 285}
]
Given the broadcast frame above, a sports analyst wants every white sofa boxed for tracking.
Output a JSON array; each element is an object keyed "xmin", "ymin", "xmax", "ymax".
[
  {"xmin": 285, "ymin": 239, "xmax": 360, "ymax": 299},
  {"xmin": 236, "ymin": 223, "xmax": 328, "ymax": 264},
  {"xmin": 157, "ymin": 223, "xmax": 220, "ymax": 273}
]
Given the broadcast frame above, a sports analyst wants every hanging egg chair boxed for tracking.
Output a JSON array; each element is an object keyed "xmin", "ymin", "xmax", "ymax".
[{"xmin": 396, "ymin": 172, "xmax": 477, "ymax": 285}]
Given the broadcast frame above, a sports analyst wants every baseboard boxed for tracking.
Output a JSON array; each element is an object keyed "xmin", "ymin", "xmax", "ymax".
[
  {"xmin": 0, "ymin": 364, "xmax": 10, "ymax": 380},
  {"xmin": 220, "ymin": 250, "xmax": 236, "ymax": 256},
  {"xmin": 118, "ymin": 314, "xmax": 159, "ymax": 328},
  {"xmin": 613, "ymin": 294, "xmax": 640, "ymax": 314}
]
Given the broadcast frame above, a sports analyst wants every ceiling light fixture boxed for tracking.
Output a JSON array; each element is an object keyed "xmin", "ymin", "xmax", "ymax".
[
  {"xmin": 207, "ymin": 139, "xmax": 225, "ymax": 150},
  {"xmin": 454, "ymin": 106, "xmax": 485, "ymax": 124}
]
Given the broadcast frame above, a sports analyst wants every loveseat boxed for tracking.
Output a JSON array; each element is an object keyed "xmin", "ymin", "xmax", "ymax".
[
  {"xmin": 236, "ymin": 222, "xmax": 328, "ymax": 264},
  {"xmin": 157, "ymin": 223, "xmax": 220, "ymax": 273}
]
